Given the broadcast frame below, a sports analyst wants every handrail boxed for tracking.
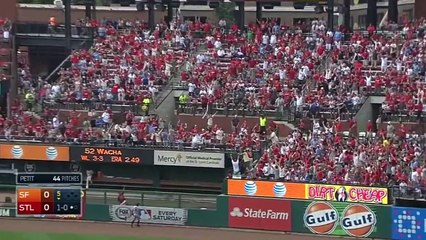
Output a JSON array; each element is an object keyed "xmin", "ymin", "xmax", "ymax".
[
  {"xmin": 44, "ymin": 55, "xmax": 71, "ymax": 83},
  {"xmin": 391, "ymin": 185, "xmax": 426, "ymax": 200}
]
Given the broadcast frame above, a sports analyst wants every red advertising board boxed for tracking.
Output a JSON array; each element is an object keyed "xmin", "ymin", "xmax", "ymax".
[{"xmin": 228, "ymin": 197, "xmax": 292, "ymax": 231}]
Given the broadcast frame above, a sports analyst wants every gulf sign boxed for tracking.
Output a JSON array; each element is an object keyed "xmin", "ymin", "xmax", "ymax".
[
  {"xmin": 305, "ymin": 184, "xmax": 388, "ymax": 204},
  {"xmin": 227, "ymin": 179, "xmax": 389, "ymax": 204},
  {"xmin": 304, "ymin": 202, "xmax": 377, "ymax": 238}
]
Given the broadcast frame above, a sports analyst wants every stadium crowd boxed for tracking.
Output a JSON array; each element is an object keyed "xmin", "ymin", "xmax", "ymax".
[
  {"xmin": 7, "ymin": 15, "xmax": 426, "ymax": 193},
  {"xmin": 177, "ymin": 18, "xmax": 426, "ymax": 122}
]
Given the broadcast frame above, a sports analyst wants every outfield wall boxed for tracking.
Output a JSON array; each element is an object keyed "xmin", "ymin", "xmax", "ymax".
[{"xmin": 2, "ymin": 194, "xmax": 426, "ymax": 240}]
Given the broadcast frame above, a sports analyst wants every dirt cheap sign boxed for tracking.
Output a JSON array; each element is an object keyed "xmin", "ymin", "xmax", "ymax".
[
  {"xmin": 305, "ymin": 184, "xmax": 388, "ymax": 204},
  {"xmin": 228, "ymin": 197, "xmax": 292, "ymax": 231},
  {"xmin": 292, "ymin": 200, "xmax": 391, "ymax": 239}
]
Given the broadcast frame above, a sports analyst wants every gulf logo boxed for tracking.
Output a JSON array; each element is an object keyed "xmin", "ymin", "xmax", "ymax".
[
  {"xmin": 341, "ymin": 204, "xmax": 376, "ymax": 237},
  {"xmin": 304, "ymin": 202, "xmax": 338, "ymax": 234}
]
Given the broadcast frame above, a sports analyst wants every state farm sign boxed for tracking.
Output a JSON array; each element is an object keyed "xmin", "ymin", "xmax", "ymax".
[{"xmin": 228, "ymin": 197, "xmax": 292, "ymax": 231}]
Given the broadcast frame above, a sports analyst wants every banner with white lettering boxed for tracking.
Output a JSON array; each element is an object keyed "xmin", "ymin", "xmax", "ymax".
[
  {"xmin": 153, "ymin": 150, "xmax": 225, "ymax": 168},
  {"xmin": 109, "ymin": 205, "xmax": 187, "ymax": 225}
]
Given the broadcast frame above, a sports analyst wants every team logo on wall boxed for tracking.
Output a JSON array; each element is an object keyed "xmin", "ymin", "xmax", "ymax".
[
  {"xmin": 24, "ymin": 163, "xmax": 35, "ymax": 173},
  {"xmin": 334, "ymin": 187, "xmax": 349, "ymax": 202}
]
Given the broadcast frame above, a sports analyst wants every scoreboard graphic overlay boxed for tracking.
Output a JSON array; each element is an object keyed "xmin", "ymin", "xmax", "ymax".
[{"xmin": 16, "ymin": 173, "xmax": 83, "ymax": 216}]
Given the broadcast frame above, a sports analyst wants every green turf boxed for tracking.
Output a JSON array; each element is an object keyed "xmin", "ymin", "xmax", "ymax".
[{"xmin": 0, "ymin": 231, "xmax": 184, "ymax": 240}]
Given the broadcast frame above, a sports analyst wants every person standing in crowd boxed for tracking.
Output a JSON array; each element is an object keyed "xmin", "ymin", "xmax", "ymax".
[
  {"xmin": 259, "ymin": 114, "xmax": 267, "ymax": 136},
  {"xmin": 48, "ymin": 16, "xmax": 57, "ymax": 34}
]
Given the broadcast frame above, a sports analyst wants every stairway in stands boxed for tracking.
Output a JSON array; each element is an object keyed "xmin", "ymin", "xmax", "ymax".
[{"xmin": 151, "ymin": 42, "xmax": 207, "ymax": 123}]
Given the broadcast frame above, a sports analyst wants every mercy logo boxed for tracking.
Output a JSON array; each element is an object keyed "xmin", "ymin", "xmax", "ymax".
[{"xmin": 157, "ymin": 154, "xmax": 183, "ymax": 164}]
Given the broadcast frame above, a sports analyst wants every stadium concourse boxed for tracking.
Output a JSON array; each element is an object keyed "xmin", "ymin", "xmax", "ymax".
[
  {"xmin": 12, "ymin": 15, "xmax": 426, "ymax": 193},
  {"xmin": 0, "ymin": 218, "xmax": 359, "ymax": 240}
]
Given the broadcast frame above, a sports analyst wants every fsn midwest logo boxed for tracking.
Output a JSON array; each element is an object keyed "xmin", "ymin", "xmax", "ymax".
[
  {"xmin": 303, "ymin": 202, "xmax": 377, "ymax": 237},
  {"xmin": 157, "ymin": 153, "xmax": 183, "ymax": 164}
]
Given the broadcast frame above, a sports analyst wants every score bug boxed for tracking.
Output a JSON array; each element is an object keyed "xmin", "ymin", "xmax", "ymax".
[
  {"xmin": 17, "ymin": 173, "xmax": 82, "ymax": 185},
  {"xmin": 16, "ymin": 187, "xmax": 82, "ymax": 216}
]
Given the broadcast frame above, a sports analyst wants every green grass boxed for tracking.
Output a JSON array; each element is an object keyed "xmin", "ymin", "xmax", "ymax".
[{"xmin": 0, "ymin": 231, "xmax": 184, "ymax": 240}]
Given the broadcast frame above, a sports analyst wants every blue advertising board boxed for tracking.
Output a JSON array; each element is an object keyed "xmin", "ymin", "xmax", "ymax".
[{"xmin": 392, "ymin": 207, "xmax": 426, "ymax": 240}]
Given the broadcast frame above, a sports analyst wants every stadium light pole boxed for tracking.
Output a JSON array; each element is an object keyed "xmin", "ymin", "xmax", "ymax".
[
  {"xmin": 256, "ymin": 1, "xmax": 262, "ymax": 23},
  {"xmin": 148, "ymin": 0, "xmax": 155, "ymax": 31},
  {"xmin": 343, "ymin": 0, "xmax": 350, "ymax": 31},
  {"xmin": 64, "ymin": 0, "xmax": 72, "ymax": 52},
  {"xmin": 327, "ymin": 0, "xmax": 334, "ymax": 31},
  {"xmin": 388, "ymin": 0, "xmax": 398, "ymax": 23},
  {"xmin": 367, "ymin": 0, "xmax": 377, "ymax": 27}
]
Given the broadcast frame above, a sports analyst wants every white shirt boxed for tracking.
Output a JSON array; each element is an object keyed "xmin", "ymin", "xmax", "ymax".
[
  {"xmin": 270, "ymin": 35, "xmax": 277, "ymax": 45},
  {"xmin": 52, "ymin": 117, "xmax": 59, "ymax": 128},
  {"xmin": 217, "ymin": 49, "xmax": 225, "ymax": 57},
  {"xmin": 232, "ymin": 159, "xmax": 240, "ymax": 173},
  {"xmin": 411, "ymin": 171, "xmax": 419, "ymax": 182},
  {"xmin": 270, "ymin": 131, "xmax": 279, "ymax": 144},
  {"xmin": 381, "ymin": 57, "xmax": 388, "ymax": 67},
  {"xmin": 188, "ymin": 83, "xmax": 195, "ymax": 93},
  {"xmin": 366, "ymin": 75, "xmax": 372, "ymax": 86},
  {"xmin": 216, "ymin": 129, "xmax": 224, "ymax": 140},
  {"xmin": 262, "ymin": 35, "xmax": 269, "ymax": 45},
  {"xmin": 102, "ymin": 112, "xmax": 110, "ymax": 123}
]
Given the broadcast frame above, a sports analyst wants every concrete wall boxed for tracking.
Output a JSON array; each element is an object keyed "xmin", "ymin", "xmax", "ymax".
[
  {"xmin": 415, "ymin": 0, "xmax": 426, "ymax": 19},
  {"xmin": 17, "ymin": 4, "xmax": 168, "ymax": 23},
  {"xmin": 180, "ymin": 5, "xmax": 328, "ymax": 25},
  {"xmin": 0, "ymin": 0, "xmax": 18, "ymax": 21},
  {"xmin": 12, "ymin": 1, "xmax": 416, "ymax": 27}
]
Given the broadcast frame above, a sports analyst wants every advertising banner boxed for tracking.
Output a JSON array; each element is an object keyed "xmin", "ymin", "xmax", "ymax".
[
  {"xmin": 305, "ymin": 184, "xmax": 388, "ymax": 204},
  {"xmin": 70, "ymin": 146, "xmax": 153, "ymax": 165},
  {"xmin": 0, "ymin": 144, "xmax": 69, "ymax": 161},
  {"xmin": 227, "ymin": 179, "xmax": 389, "ymax": 204},
  {"xmin": 0, "ymin": 207, "xmax": 16, "ymax": 217},
  {"xmin": 227, "ymin": 179, "xmax": 305, "ymax": 199},
  {"xmin": 292, "ymin": 200, "xmax": 391, "ymax": 239},
  {"xmin": 109, "ymin": 205, "xmax": 187, "ymax": 225},
  {"xmin": 228, "ymin": 197, "xmax": 292, "ymax": 231},
  {"xmin": 154, "ymin": 150, "xmax": 224, "ymax": 168},
  {"xmin": 392, "ymin": 207, "xmax": 426, "ymax": 240}
]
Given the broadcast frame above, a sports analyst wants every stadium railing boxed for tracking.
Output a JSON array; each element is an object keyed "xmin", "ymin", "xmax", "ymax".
[
  {"xmin": 174, "ymin": 99, "xmax": 297, "ymax": 121},
  {"xmin": 391, "ymin": 185, "xmax": 426, "ymax": 200},
  {"xmin": 14, "ymin": 22, "xmax": 95, "ymax": 38},
  {"xmin": 0, "ymin": 136, "xmax": 260, "ymax": 153}
]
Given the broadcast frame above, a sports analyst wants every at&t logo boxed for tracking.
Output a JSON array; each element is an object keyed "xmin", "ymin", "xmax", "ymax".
[{"xmin": 304, "ymin": 202, "xmax": 377, "ymax": 237}]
